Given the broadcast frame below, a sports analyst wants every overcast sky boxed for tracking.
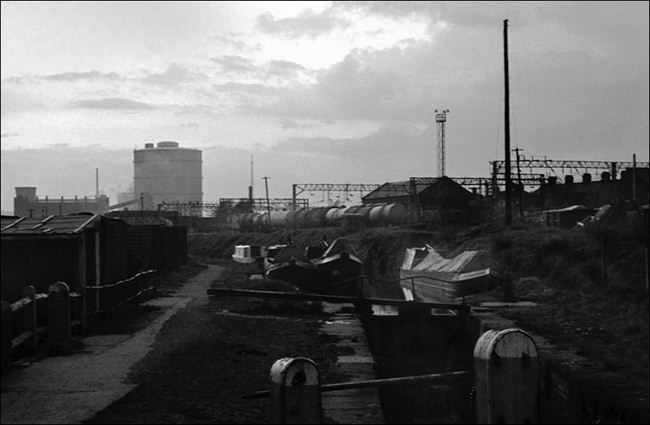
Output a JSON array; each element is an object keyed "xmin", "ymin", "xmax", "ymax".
[{"xmin": 1, "ymin": 1, "xmax": 648, "ymax": 212}]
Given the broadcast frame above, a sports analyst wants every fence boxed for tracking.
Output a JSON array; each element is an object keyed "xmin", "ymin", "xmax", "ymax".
[
  {"xmin": 1, "ymin": 270, "xmax": 156, "ymax": 369},
  {"xmin": 85, "ymin": 270, "xmax": 156, "ymax": 331}
]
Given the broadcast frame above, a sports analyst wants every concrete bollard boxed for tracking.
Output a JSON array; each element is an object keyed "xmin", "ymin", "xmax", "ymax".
[
  {"xmin": 47, "ymin": 281, "xmax": 72, "ymax": 355},
  {"xmin": 270, "ymin": 357, "xmax": 321, "ymax": 424},
  {"xmin": 1, "ymin": 301, "xmax": 11, "ymax": 371},
  {"xmin": 474, "ymin": 328, "xmax": 539, "ymax": 424}
]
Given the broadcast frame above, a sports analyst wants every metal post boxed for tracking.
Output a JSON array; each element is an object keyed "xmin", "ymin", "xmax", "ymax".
[
  {"xmin": 632, "ymin": 153, "xmax": 637, "ymax": 202},
  {"xmin": 409, "ymin": 178, "xmax": 419, "ymax": 223},
  {"xmin": 78, "ymin": 231, "xmax": 87, "ymax": 334},
  {"xmin": 270, "ymin": 357, "xmax": 321, "ymax": 424},
  {"xmin": 95, "ymin": 226, "xmax": 101, "ymax": 323},
  {"xmin": 263, "ymin": 177, "xmax": 272, "ymax": 226},
  {"xmin": 292, "ymin": 184, "xmax": 297, "ymax": 211},
  {"xmin": 504, "ymin": 19, "xmax": 512, "ymax": 226},
  {"xmin": 474, "ymin": 328, "xmax": 539, "ymax": 424},
  {"xmin": 513, "ymin": 148, "xmax": 524, "ymax": 219}
]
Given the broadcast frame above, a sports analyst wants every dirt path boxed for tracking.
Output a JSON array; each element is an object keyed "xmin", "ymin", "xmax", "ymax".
[{"xmin": 0, "ymin": 265, "xmax": 222, "ymax": 424}]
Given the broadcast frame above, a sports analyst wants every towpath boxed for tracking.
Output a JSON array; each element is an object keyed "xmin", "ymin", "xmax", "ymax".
[{"xmin": 0, "ymin": 265, "xmax": 222, "ymax": 424}]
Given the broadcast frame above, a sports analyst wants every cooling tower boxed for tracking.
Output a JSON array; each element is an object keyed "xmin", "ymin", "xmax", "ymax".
[{"xmin": 133, "ymin": 141, "xmax": 202, "ymax": 211}]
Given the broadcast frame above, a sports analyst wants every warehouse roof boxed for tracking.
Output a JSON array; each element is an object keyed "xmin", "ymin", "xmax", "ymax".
[
  {"xmin": 363, "ymin": 179, "xmax": 436, "ymax": 201},
  {"xmin": 1, "ymin": 213, "xmax": 100, "ymax": 235}
]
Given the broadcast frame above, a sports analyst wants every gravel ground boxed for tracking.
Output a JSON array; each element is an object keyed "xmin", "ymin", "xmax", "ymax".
[{"xmin": 85, "ymin": 264, "xmax": 349, "ymax": 424}]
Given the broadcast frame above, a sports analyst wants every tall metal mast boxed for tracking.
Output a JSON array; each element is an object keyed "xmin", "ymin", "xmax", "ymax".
[
  {"xmin": 249, "ymin": 154, "xmax": 254, "ymax": 200},
  {"xmin": 435, "ymin": 109, "xmax": 449, "ymax": 177},
  {"xmin": 504, "ymin": 19, "xmax": 512, "ymax": 225},
  {"xmin": 262, "ymin": 176, "xmax": 271, "ymax": 225}
]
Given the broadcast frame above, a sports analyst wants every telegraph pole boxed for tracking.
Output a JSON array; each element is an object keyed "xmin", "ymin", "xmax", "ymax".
[
  {"xmin": 249, "ymin": 154, "xmax": 254, "ymax": 201},
  {"xmin": 262, "ymin": 176, "xmax": 271, "ymax": 225},
  {"xmin": 513, "ymin": 147, "xmax": 524, "ymax": 219},
  {"xmin": 503, "ymin": 19, "xmax": 512, "ymax": 225}
]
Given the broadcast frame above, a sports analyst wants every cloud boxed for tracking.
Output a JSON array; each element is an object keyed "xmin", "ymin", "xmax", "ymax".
[
  {"xmin": 212, "ymin": 82, "xmax": 279, "ymax": 95},
  {"xmin": 266, "ymin": 60, "xmax": 308, "ymax": 76},
  {"xmin": 0, "ymin": 88, "xmax": 43, "ymax": 115},
  {"xmin": 211, "ymin": 55, "xmax": 257, "ymax": 74},
  {"xmin": 278, "ymin": 118, "xmax": 317, "ymax": 130},
  {"xmin": 42, "ymin": 71, "xmax": 122, "ymax": 82},
  {"xmin": 273, "ymin": 122, "xmax": 429, "ymax": 158},
  {"xmin": 213, "ymin": 33, "xmax": 261, "ymax": 52},
  {"xmin": 141, "ymin": 63, "xmax": 205, "ymax": 87},
  {"xmin": 67, "ymin": 97, "xmax": 155, "ymax": 110},
  {"xmin": 256, "ymin": 9, "xmax": 351, "ymax": 38}
]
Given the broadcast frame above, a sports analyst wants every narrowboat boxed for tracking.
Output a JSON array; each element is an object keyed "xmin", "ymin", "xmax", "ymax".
[
  {"xmin": 232, "ymin": 245, "xmax": 265, "ymax": 264},
  {"xmin": 400, "ymin": 245, "xmax": 502, "ymax": 303}
]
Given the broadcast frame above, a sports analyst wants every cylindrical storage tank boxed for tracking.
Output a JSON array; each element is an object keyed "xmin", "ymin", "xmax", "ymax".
[
  {"xmin": 368, "ymin": 205, "xmax": 386, "ymax": 226},
  {"xmin": 253, "ymin": 213, "xmax": 267, "ymax": 228},
  {"xmin": 270, "ymin": 210, "xmax": 289, "ymax": 227},
  {"xmin": 564, "ymin": 175, "xmax": 574, "ymax": 184},
  {"xmin": 325, "ymin": 207, "xmax": 340, "ymax": 225},
  {"xmin": 325, "ymin": 207, "xmax": 343, "ymax": 226},
  {"xmin": 345, "ymin": 205, "xmax": 363, "ymax": 214},
  {"xmin": 357, "ymin": 206, "xmax": 373, "ymax": 223},
  {"xmin": 133, "ymin": 141, "xmax": 202, "ymax": 214},
  {"xmin": 305, "ymin": 207, "xmax": 329, "ymax": 228},
  {"xmin": 285, "ymin": 209, "xmax": 299, "ymax": 227},
  {"xmin": 239, "ymin": 212, "xmax": 253, "ymax": 228},
  {"xmin": 382, "ymin": 203, "xmax": 409, "ymax": 225},
  {"xmin": 582, "ymin": 173, "xmax": 592, "ymax": 183},
  {"xmin": 329, "ymin": 206, "xmax": 351, "ymax": 226},
  {"xmin": 293, "ymin": 208, "xmax": 310, "ymax": 228}
]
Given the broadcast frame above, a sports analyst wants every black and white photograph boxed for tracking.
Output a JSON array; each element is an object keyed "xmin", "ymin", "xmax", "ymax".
[{"xmin": 1, "ymin": 1, "xmax": 648, "ymax": 423}]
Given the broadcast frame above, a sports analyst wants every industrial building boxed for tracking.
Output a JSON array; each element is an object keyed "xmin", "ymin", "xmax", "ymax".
[
  {"xmin": 535, "ymin": 167, "xmax": 649, "ymax": 210},
  {"xmin": 133, "ymin": 141, "xmax": 202, "ymax": 214},
  {"xmin": 362, "ymin": 177, "xmax": 487, "ymax": 224},
  {"xmin": 13, "ymin": 187, "xmax": 109, "ymax": 218}
]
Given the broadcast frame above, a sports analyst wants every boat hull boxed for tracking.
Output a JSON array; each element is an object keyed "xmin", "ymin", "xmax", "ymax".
[
  {"xmin": 400, "ymin": 268, "xmax": 497, "ymax": 303},
  {"xmin": 311, "ymin": 253, "xmax": 364, "ymax": 296},
  {"xmin": 266, "ymin": 261, "xmax": 318, "ymax": 286}
]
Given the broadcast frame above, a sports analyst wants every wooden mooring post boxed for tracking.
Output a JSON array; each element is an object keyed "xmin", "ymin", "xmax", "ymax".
[{"xmin": 473, "ymin": 328, "xmax": 540, "ymax": 424}]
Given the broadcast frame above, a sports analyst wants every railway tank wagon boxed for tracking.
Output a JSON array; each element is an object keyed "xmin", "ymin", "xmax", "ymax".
[{"xmin": 236, "ymin": 203, "xmax": 409, "ymax": 232}]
